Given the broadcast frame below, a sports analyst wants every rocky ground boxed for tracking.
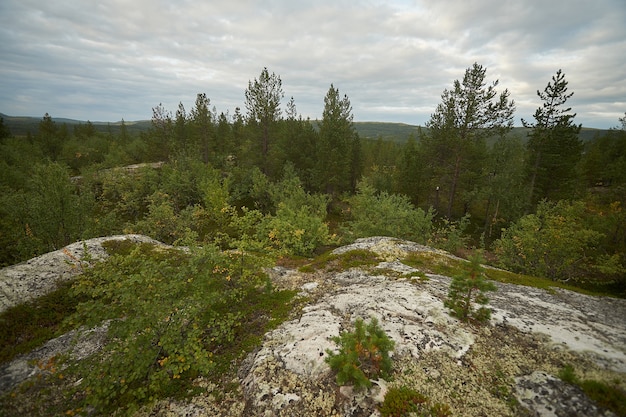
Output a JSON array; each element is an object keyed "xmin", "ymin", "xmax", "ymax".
[
  {"xmin": 0, "ymin": 234, "xmax": 163, "ymax": 313},
  {"xmin": 1, "ymin": 236, "xmax": 624, "ymax": 416}
]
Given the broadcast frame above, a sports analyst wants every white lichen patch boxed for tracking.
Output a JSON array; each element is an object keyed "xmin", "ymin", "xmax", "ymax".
[
  {"xmin": 489, "ymin": 282, "xmax": 626, "ymax": 373},
  {"xmin": 392, "ymin": 324, "xmax": 624, "ymax": 417}
]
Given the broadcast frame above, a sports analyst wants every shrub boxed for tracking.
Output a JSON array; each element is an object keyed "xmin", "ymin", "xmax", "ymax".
[
  {"xmin": 345, "ymin": 182, "xmax": 434, "ymax": 243},
  {"xmin": 494, "ymin": 200, "xmax": 605, "ymax": 282},
  {"xmin": 428, "ymin": 214, "xmax": 471, "ymax": 254},
  {"xmin": 380, "ymin": 386, "xmax": 452, "ymax": 417},
  {"xmin": 325, "ymin": 317, "xmax": 395, "ymax": 390},
  {"xmin": 229, "ymin": 167, "xmax": 334, "ymax": 257},
  {"xmin": 444, "ymin": 251, "xmax": 496, "ymax": 323},
  {"xmin": 63, "ymin": 241, "xmax": 284, "ymax": 416}
]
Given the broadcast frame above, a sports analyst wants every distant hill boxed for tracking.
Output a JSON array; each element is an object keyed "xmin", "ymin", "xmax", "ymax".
[
  {"xmin": 0, "ymin": 113, "xmax": 610, "ymax": 143},
  {"xmin": 352, "ymin": 122, "xmax": 424, "ymax": 142},
  {"xmin": 0, "ymin": 113, "xmax": 151, "ymax": 136}
]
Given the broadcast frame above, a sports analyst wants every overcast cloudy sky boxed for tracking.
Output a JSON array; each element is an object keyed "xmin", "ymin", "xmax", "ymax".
[{"xmin": 1, "ymin": 0, "xmax": 624, "ymax": 128}]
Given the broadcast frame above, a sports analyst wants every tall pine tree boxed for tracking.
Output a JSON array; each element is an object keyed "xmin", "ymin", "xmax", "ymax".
[
  {"xmin": 244, "ymin": 67, "xmax": 284, "ymax": 177},
  {"xmin": 422, "ymin": 63, "xmax": 515, "ymax": 218},
  {"xmin": 316, "ymin": 84, "xmax": 362, "ymax": 196},
  {"xmin": 523, "ymin": 69, "xmax": 582, "ymax": 205}
]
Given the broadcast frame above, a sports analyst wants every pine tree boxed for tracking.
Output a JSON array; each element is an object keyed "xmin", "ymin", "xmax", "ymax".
[
  {"xmin": 244, "ymin": 67, "xmax": 284, "ymax": 176},
  {"xmin": 523, "ymin": 69, "xmax": 582, "ymax": 205},
  {"xmin": 36, "ymin": 113, "xmax": 65, "ymax": 161},
  {"xmin": 422, "ymin": 63, "xmax": 515, "ymax": 218},
  {"xmin": 189, "ymin": 93, "xmax": 215, "ymax": 165},
  {"xmin": 280, "ymin": 97, "xmax": 318, "ymax": 190},
  {"xmin": 444, "ymin": 251, "xmax": 496, "ymax": 323},
  {"xmin": 395, "ymin": 135, "xmax": 426, "ymax": 206},
  {"xmin": 316, "ymin": 84, "xmax": 361, "ymax": 196}
]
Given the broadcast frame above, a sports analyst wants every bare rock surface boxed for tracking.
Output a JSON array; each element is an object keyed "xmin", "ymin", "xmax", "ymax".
[
  {"xmin": 0, "ymin": 322, "xmax": 110, "ymax": 394},
  {"xmin": 240, "ymin": 237, "xmax": 626, "ymax": 417},
  {"xmin": 1, "ymin": 236, "xmax": 625, "ymax": 417},
  {"xmin": 514, "ymin": 371, "xmax": 617, "ymax": 417},
  {"xmin": 0, "ymin": 234, "xmax": 164, "ymax": 313}
]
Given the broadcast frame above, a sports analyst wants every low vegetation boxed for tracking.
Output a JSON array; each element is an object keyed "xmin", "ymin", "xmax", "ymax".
[
  {"xmin": 0, "ymin": 241, "xmax": 299, "ymax": 416},
  {"xmin": 379, "ymin": 386, "xmax": 451, "ymax": 417},
  {"xmin": 558, "ymin": 364, "xmax": 626, "ymax": 416},
  {"xmin": 0, "ymin": 64, "xmax": 624, "ymax": 415},
  {"xmin": 325, "ymin": 317, "xmax": 395, "ymax": 390}
]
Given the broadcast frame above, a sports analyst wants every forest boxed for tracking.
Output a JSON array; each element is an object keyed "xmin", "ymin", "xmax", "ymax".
[{"xmin": 1, "ymin": 63, "xmax": 625, "ymax": 294}]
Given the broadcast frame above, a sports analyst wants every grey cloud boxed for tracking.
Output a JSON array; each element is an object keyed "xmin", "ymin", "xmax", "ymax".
[{"xmin": 0, "ymin": 0, "xmax": 624, "ymax": 127}]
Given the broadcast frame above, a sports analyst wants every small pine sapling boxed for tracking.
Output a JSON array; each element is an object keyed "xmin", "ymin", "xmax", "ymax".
[
  {"xmin": 444, "ymin": 251, "xmax": 496, "ymax": 323},
  {"xmin": 325, "ymin": 317, "xmax": 395, "ymax": 390}
]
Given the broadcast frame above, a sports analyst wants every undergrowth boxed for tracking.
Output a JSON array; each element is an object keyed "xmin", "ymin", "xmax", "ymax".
[
  {"xmin": 402, "ymin": 251, "xmax": 615, "ymax": 297},
  {"xmin": 380, "ymin": 386, "xmax": 451, "ymax": 417},
  {"xmin": 0, "ymin": 281, "xmax": 83, "ymax": 364},
  {"xmin": 299, "ymin": 248, "xmax": 380, "ymax": 273},
  {"xmin": 559, "ymin": 365, "xmax": 626, "ymax": 415},
  {"xmin": 0, "ymin": 241, "xmax": 298, "ymax": 417}
]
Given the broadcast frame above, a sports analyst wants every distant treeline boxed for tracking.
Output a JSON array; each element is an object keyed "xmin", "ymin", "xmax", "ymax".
[
  {"xmin": 0, "ymin": 113, "xmax": 610, "ymax": 143},
  {"xmin": 0, "ymin": 64, "xmax": 624, "ymax": 294}
]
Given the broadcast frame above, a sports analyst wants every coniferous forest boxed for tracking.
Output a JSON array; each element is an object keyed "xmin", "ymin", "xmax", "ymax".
[
  {"xmin": 2, "ymin": 64, "xmax": 626, "ymax": 416},
  {"xmin": 1, "ymin": 64, "xmax": 625, "ymax": 293}
]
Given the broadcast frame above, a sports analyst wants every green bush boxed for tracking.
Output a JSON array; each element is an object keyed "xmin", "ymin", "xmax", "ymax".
[
  {"xmin": 494, "ymin": 200, "xmax": 607, "ymax": 282},
  {"xmin": 428, "ymin": 214, "xmax": 470, "ymax": 254},
  {"xmin": 325, "ymin": 317, "xmax": 395, "ymax": 390},
  {"xmin": 379, "ymin": 386, "xmax": 452, "ymax": 417},
  {"xmin": 229, "ymin": 168, "xmax": 333, "ymax": 257},
  {"xmin": 444, "ymin": 251, "xmax": 496, "ymax": 323},
  {"xmin": 63, "ymin": 241, "xmax": 281, "ymax": 416},
  {"xmin": 345, "ymin": 182, "xmax": 434, "ymax": 243}
]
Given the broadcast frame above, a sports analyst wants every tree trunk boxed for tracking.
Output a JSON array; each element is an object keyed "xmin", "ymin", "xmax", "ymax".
[{"xmin": 447, "ymin": 154, "xmax": 462, "ymax": 218}]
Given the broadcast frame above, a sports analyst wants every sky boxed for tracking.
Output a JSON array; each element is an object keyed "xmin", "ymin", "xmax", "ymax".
[{"xmin": 1, "ymin": 0, "xmax": 625, "ymax": 129}]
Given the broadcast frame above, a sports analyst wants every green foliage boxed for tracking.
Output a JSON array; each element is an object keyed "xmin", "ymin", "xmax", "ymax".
[
  {"xmin": 495, "ymin": 200, "xmax": 607, "ymax": 282},
  {"xmin": 0, "ymin": 282, "xmax": 81, "ymax": 364},
  {"xmin": 7, "ymin": 162, "xmax": 94, "ymax": 259},
  {"xmin": 345, "ymin": 182, "xmax": 434, "ymax": 243},
  {"xmin": 422, "ymin": 62, "xmax": 515, "ymax": 218},
  {"xmin": 298, "ymin": 249, "xmax": 380, "ymax": 273},
  {"xmin": 444, "ymin": 251, "xmax": 496, "ymax": 322},
  {"xmin": 558, "ymin": 365, "xmax": 626, "ymax": 415},
  {"xmin": 316, "ymin": 84, "xmax": 362, "ymax": 195},
  {"xmin": 132, "ymin": 191, "xmax": 191, "ymax": 244},
  {"xmin": 558, "ymin": 364, "xmax": 577, "ymax": 384},
  {"xmin": 94, "ymin": 165, "xmax": 161, "ymax": 226},
  {"xmin": 229, "ymin": 167, "xmax": 333, "ymax": 256},
  {"xmin": 325, "ymin": 317, "xmax": 395, "ymax": 390},
  {"xmin": 582, "ymin": 122, "xmax": 626, "ymax": 191},
  {"xmin": 379, "ymin": 386, "xmax": 451, "ymax": 417},
  {"xmin": 244, "ymin": 67, "xmax": 284, "ymax": 176},
  {"xmin": 481, "ymin": 135, "xmax": 528, "ymax": 239},
  {"xmin": 428, "ymin": 214, "xmax": 471, "ymax": 254},
  {"xmin": 524, "ymin": 69, "xmax": 583, "ymax": 204},
  {"xmin": 63, "ymin": 242, "xmax": 273, "ymax": 415}
]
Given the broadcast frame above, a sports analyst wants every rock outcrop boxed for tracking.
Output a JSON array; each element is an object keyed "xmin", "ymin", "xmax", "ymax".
[
  {"xmin": 239, "ymin": 237, "xmax": 625, "ymax": 416},
  {"xmin": 0, "ymin": 234, "xmax": 165, "ymax": 313},
  {"xmin": 1, "ymin": 236, "xmax": 624, "ymax": 417}
]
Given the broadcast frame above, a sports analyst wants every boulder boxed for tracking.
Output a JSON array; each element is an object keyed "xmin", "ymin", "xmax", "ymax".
[{"xmin": 0, "ymin": 234, "xmax": 165, "ymax": 313}]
